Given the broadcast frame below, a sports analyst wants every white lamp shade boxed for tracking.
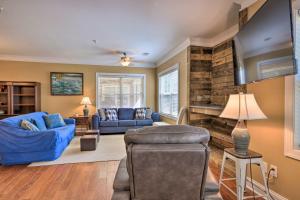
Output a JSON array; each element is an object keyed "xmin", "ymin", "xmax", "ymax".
[
  {"xmin": 80, "ymin": 97, "xmax": 92, "ymax": 105},
  {"xmin": 219, "ymin": 93, "xmax": 267, "ymax": 120}
]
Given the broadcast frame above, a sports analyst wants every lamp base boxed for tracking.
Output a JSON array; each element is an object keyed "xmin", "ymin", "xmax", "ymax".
[
  {"xmin": 232, "ymin": 120, "xmax": 250, "ymax": 155},
  {"xmin": 83, "ymin": 105, "xmax": 89, "ymax": 117}
]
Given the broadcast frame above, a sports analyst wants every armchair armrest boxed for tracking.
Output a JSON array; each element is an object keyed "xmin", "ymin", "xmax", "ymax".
[
  {"xmin": 92, "ymin": 114, "xmax": 101, "ymax": 130},
  {"xmin": 64, "ymin": 118, "xmax": 75, "ymax": 125},
  {"xmin": 151, "ymin": 112, "xmax": 160, "ymax": 122}
]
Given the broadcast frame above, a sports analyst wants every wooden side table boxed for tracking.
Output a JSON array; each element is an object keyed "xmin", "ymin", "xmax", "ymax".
[
  {"xmin": 71, "ymin": 116, "xmax": 90, "ymax": 130},
  {"xmin": 219, "ymin": 148, "xmax": 270, "ymax": 200}
]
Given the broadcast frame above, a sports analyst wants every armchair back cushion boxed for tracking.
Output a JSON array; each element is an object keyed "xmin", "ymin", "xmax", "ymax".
[{"xmin": 124, "ymin": 125, "xmax": 210, "ymax": 200}]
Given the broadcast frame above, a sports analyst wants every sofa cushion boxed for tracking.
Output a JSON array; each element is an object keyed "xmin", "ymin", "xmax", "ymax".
[
  {"xmin": 20, "ymin": 120, "xmax": 40, "ymax": 132},
  {"xmin": 105, "ymin": 109, "xmax": 118, "ymax": 121},
  {"xmin": 1, "ymin": 112, "xmax": 47, "ymax": 128},
  {"xmin": 98, "ymin": 108, "xmax": 106, "ymax": 121},
  {"xmin": 118, "ymin": 120, "xmax": 136, "ymax": 127},
  {"xmin": 43, "ymin": 114, "xmax": 66, "ymax": 129},
  {"xmin": 145, "ymin": 108, "xmax": 153, "ymax": 119},
  {"xmin": 135, "ymin": 108, "xmax": 146, "ymax": 120},
  {"xmin": 100, "ymin": 120, "xmax": 119, "ymax": 127},
  {"xmin": 136, "ymin": 119, "xmax": 153, "ymax": 126},
  {"xmin": 118, "ymin": 108, "xmax": 135, "ymax": 120},
  {"xmin": 32, "ymin": 117, "xmax": 47, "ymax": 131}
]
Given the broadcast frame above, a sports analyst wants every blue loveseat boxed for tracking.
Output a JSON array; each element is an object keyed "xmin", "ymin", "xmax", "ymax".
[
  {"xmin": 0, "ymin": 112, "xmax": 75, "ymax": 165},
  {"xmin": 92, "ymin": 108, "xmax": 160, "ymax": 134}
]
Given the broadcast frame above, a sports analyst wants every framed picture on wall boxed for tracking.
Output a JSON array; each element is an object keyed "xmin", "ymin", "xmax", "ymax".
[{"xmin": 50, "ymin": 72, "xmax": 83, "ymax": 95}]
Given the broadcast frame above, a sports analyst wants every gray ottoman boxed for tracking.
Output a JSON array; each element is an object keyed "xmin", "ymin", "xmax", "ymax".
[{"xmin": 80, "ymin": 135, "xmax": 97, "ymax": 151}]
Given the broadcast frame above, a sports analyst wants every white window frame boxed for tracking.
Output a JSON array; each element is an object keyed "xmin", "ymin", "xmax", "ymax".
[
  {"xmin": 284, "ymin": 8, "xmax": 300, "ymax": 160},
  {"xmin": 158, "ymin": 64, "xmax": 179, "ymax": 119},
  {"xmin": 96, "ymin": 73, "xmax": 146, "ymax": 108},
  {"xmin": 284, "ymin": 76, "xmax": 300, "ymax": 160}
]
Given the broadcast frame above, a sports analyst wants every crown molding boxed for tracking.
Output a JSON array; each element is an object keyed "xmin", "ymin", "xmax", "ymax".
[
  {"xmin": 156, "ymin": 38, "xmax": 191, "ymax": 66},
  {"xmin": 0, "ymin": 54, "xmax": 156, "ymax": 68},
  {"xmin": 155, "ymin": 24, "xmax": 239, "ymax": 67}
]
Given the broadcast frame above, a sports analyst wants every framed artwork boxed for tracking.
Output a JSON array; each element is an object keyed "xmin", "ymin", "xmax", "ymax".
[{"xmin": 50, "ymin": 72, "xmax": 83, "ymax": 95}]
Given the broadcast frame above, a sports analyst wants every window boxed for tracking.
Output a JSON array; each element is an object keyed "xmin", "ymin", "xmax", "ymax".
[
  {"xmin": 285, "ymin": 10, "xmax": 300, "ymax": 159},
  {"xmin": 158, "ymin": 64, "xmax": 179, "ymax": 118},
  {"xmin": 96, "ymin": 73, "xmax": 145, "ymax": 108}
]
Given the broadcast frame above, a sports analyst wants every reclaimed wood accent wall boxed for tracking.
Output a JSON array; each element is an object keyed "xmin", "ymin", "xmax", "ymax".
[
  {"xmin": 188, "ymin": 40, "xmax": 246, "ymax": 149},
  {"xmin": 211, "ymin": 40, "xmax": 246, "ymax": 106},
  {"xmin": 189, "ymin": 46, "xmax": 213, "ymax": 106}
]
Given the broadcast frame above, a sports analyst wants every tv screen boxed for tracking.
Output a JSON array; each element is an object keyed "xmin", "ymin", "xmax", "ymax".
[{"xmin": 233, "ymin": 0, "xmax": 297, "ymax": 85}]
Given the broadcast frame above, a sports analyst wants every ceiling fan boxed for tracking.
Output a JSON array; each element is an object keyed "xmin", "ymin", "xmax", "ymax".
[{"xmin": 91, "ymin": 40, "xmax": 152, "ymax": 67}]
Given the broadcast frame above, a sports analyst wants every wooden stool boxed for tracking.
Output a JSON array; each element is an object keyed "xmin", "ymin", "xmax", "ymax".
[{"xmin": 219, "ymin": 148, "xmax": 270, "ymax": 200}]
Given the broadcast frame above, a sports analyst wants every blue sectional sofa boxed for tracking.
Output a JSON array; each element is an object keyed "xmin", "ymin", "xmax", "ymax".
[
  {"xmin": 92, "ymin": 108, "xmax": 160, "ymax": 134},
  {"xmin": 0, "ymin": 112, "xmax": 75, "ymax": 165}
]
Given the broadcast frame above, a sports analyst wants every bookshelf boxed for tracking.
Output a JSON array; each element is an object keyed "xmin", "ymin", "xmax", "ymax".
[{"xmin": 0, "ymin": 81, "xmax": 41, "ymax": 119}]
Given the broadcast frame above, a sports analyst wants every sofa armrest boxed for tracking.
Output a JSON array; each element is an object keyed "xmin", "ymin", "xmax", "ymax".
[
  {"xmin": 151, "ymin": 112, "xmax": 160, "ymax": 122},
  {"xmin": 64, "ymin": 118, "xmax": 75, "ymax": 125},
  {"xmin": 92, "ymin": 114, "xmax": 101, "ymax": 129},
  {"xmin": 0, "ymin": 123, "xmax": 59, "ymax": 152}
]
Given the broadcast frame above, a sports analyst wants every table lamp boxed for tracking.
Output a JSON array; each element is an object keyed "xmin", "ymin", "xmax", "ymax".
[
  {"xmin": 81, "ymin": 97, "xmax": 92, "ymax": 116},
  {"xmin": 219, "ymin": 93, "xmax": 267, "ymax": 155}
]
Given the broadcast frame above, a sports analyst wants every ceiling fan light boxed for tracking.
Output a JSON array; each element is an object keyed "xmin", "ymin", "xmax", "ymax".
[{"xmin": 120, "ymin": 56, "xmax": 131, "ymax": 66}]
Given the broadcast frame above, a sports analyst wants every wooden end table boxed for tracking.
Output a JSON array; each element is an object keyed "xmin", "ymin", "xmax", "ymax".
[{"xmin": 71, "ymin": 115, "xmax": 90, "ymax": 130}]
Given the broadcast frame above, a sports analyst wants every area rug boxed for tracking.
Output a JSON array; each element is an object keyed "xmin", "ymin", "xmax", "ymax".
[{"xmin": 28, "ymin": 134, "xmax": 126, "ymax": 167}]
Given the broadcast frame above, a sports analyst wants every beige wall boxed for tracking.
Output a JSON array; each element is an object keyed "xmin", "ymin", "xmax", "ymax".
[
  {"xmin": 247, "ymin": 77, "xmax": 300, "ymax": 200},
  {"xmin": 0, "ymin": 60, "xmax": 156, "ymax": 117},
  {"xmin": 155, "ymin": 49, "xmax": 188, "ymax": 124}
]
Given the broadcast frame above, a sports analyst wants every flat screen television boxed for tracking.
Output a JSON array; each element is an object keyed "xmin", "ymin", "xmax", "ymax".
[{"xmin": 233, "ymin": 0, "xmax": 297, "ymax": 85}]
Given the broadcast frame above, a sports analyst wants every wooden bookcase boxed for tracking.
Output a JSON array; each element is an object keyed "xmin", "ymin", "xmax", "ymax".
[{"xmin": 0, "ymin": 81, "xmax": 41, "ymax": 119}]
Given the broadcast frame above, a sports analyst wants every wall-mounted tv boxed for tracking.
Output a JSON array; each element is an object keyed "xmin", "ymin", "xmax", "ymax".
[{"xmin": 233, "ymin": 0, "xmax": 297, "ymax": 85}]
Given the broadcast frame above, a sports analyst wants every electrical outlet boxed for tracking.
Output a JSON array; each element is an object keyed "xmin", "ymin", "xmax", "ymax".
[{"xmin": 270, "ymin": 165, "xmax": 278, "ymax": 178}]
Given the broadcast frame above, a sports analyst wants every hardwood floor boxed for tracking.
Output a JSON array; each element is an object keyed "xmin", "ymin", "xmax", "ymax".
[{"xmin": 0, "ymin": 161, "xmax": 262, "ymax": 200}]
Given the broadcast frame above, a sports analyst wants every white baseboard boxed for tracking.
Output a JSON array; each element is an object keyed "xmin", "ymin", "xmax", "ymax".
[{"xmin": 246, "ymin": 177, "xmax": 288, "ymax": 200}]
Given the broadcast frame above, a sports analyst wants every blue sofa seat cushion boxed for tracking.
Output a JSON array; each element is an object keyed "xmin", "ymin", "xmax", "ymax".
[
  {"xmin": 118, "ymin": 120, "xmax": 136, "ymax": 127},
  {"xmin": 118, "ymin": 108, "xmax": 135, "ymax": 120},
  {"xmin": 136, "ymin": 119, "xmax": 153, "ymax": 126},
  {"xmin": 100, "ymin": 120, "xmax": 119, "ymax": 127}
]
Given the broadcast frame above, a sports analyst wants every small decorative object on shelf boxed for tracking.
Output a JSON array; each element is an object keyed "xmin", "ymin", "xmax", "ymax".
[
  {"xmin": 219, "ymin": 93, "xmax": 267, "ymax": 155},
  {"xmin": 80, "ymin": 96, "xmax": 92, "ymax": 116}
]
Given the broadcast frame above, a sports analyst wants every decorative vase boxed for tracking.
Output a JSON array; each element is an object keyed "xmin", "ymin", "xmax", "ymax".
[
  {"xmin": 83, "ymin": 105, "xmax": 89, "ymax": 116},
  {"xmin": 231, "ymin": 120, "xmax": 250, "ymax": 155}
]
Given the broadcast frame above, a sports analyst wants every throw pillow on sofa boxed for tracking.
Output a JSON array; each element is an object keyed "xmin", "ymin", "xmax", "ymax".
[
  {"xmin": 43, "ymin": 113, "xmax": 66, "ymax": 129},
  {"xmin": 135, "ymin": 108, "xmax": 146, "ymax": 120},
  {"xmin": 32, "ymin": 117, "xmax": 48, "ymax": 131},
  {"xmin": 105, "ymin": 109, "xmax": 118, "ymax": 121},
  {"xmin": 98, "ymin": 108, "xmax": 106, "ymax": 121},
  {"xmin": 20, "ymin": 120, "xmax": 40, "ymax": 132},
  {"xmin": 145, "ymin": 108, "xmax": 153, "ymax": 119}
]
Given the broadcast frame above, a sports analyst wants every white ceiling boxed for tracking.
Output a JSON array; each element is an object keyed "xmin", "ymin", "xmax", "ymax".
[{"xmin": 0, "ymin": 0, "xmax": 242, "ymax": 67}]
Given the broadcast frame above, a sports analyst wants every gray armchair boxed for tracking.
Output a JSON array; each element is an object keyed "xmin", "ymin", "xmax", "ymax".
[{"xmin": 112, "ymin": 125, "xmax": 222, "ymax": 200}]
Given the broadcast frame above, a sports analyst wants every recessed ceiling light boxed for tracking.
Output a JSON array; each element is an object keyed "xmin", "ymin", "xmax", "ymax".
[{"xmin": 264, "ymin": 37, "xmax": 272, "ymax": 42}]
